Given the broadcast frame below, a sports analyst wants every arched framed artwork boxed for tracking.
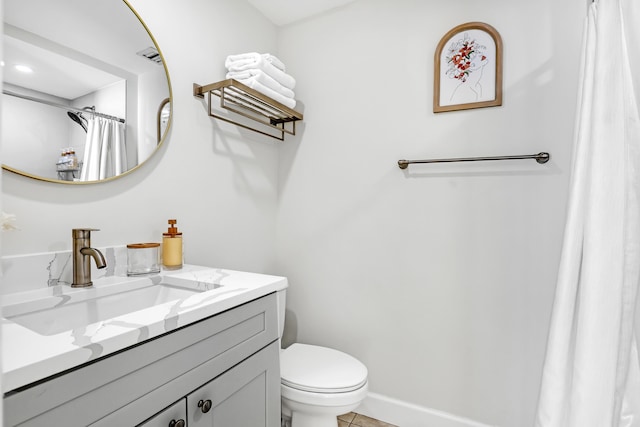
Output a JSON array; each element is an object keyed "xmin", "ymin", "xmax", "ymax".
[{"xmin": 433, "ymin": 22, "xmax": 503, "ymax": 113}]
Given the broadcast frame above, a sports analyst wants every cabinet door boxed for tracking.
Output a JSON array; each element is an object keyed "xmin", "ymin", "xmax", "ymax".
[
  {"xmin": 188, "ymin": 341, "xmax": 280, "ymax": 427},
  {"xmin": 138, "ymin": 398, "xmax": 187, "ymax": 427}
]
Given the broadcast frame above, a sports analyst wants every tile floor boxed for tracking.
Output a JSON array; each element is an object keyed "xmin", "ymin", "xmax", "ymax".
[{"xmin": 338, "ymin": 412, "xmax": 398, "ymax": 427}]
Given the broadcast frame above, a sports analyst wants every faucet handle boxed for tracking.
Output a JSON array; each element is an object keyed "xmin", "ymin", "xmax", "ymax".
[{"xmin": 72, "ymin": 228, "xmax": 100, "ymax": 239}]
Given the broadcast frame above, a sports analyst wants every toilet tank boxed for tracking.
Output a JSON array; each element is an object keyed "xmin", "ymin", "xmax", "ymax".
[{"xmin": 276, "ymin": 289, "xmax": 286, "ymax": 340}]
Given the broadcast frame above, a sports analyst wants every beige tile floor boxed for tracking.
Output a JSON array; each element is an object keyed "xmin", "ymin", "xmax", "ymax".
[{"xmin": 338, "ymin": 412, "xmax": 398, "ymax": 427}]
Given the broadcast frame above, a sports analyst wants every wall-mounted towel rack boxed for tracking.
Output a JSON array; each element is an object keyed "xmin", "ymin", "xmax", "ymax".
[
  {"xmin": 397, "ymin": 152, "xmax": 550, "ymax": 169},
  {"xmin": 193, "ymin": 79, "xmax": 303, "ymax": 141}
]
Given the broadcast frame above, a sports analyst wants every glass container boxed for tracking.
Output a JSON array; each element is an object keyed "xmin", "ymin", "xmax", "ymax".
[{"xmin": 127, "ymin": 243, "xmax": 161, "ymax": 276}]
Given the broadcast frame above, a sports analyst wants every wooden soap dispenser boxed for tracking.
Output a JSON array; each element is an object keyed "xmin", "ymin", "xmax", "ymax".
[{"xmin": 162, "ymin": 219, "xmax": 183, "ymax": 270}]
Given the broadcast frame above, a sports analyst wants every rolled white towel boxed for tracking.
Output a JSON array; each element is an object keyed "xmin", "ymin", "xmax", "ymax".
[
  {"xmin": 226, "ymin": 69, "xmax": 295, "ymax": 99},
  {"xmin": 225, "ymin": 52, "xmax": 286, "ymax": 72},
  {"xmin": 236, "ymin": 78, "xmax": 296, "ymax": 109},
  {"xmin": 226, "ymin": 56, "xmax": 296, "ymax": 90}
]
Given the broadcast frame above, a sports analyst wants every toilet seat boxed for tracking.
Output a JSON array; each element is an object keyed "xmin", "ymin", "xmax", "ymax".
[
  {"xmin": 281, "ymin": 343, "xmax": 368, "ymax": 393},
  {"xmin": 281, "ymin": 380, "xmax": 369, "ymax": 408}
]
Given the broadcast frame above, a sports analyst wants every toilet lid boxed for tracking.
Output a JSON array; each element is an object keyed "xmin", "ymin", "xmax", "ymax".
[{"xmin": 281, "ymin": 343, "xmax": 368, "ymax": 393}]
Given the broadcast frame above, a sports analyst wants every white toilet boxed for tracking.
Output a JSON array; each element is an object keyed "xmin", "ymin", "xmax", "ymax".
[{"xmin": 277, "ymin": 290, "xmax": 369, "ymax": 427}]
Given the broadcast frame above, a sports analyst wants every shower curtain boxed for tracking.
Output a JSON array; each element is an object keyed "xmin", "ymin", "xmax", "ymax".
[
  {"xmin": 535, "ymin": 0, "xmax": 640, "ymax": 426},
  {"xmin": 80, "ymin": 117, "xmax": 126, "ymax": 181}
]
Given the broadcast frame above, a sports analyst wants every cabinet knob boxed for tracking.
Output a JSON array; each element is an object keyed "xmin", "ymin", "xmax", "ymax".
[
  {"xmin": 169, "ymin": 420, "xmax": 185, "ymax": 427},
  {"xmin": 198, "ymin": 399, "xmax": 212, "ymax": 413}
]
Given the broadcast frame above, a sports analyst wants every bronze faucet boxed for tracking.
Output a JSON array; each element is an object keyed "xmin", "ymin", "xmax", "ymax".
[{"xmin": 72, "ymin": 228, "xmax": 106, "ymax": 288}]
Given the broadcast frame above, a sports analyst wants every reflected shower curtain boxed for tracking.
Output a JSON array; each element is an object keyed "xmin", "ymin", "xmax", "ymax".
[
  {"xmin": 80, "ymin": 117, "xmax": 126, "ymax": 181},
  {"xmin": 535, "ymin": 0, "xmax": 640, "ymax": 426}
]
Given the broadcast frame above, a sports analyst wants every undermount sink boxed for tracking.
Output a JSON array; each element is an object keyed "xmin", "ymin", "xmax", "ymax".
[{"xmin": 3, "ymin": 277, "xmax": 220, "ymax": 336}]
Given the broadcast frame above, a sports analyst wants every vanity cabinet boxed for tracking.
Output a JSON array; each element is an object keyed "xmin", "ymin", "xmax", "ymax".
[
  {"xmin": 4, "ymin": 293, "xmax": 280, "ymax": 427},
  {"xmin": 137, "ymin": 340, "xmax": 278, "ymax": 427}
]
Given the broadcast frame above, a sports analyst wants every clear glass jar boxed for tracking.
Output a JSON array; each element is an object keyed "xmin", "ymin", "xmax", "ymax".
[{"xmin": 127, "ymin": 243, "xmax": 161, "ymax": 276}]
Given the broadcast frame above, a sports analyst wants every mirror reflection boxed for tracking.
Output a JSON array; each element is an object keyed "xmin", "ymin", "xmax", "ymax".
[{"xmin": 2, "ymin": 0, "xmax": 171, "ymax": 183}]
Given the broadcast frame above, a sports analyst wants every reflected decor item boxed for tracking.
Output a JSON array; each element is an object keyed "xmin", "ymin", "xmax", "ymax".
[
  {"xmin": 433, "ymin": 22, "xmax": 503, "ymax": 113},
  {"xmin": 1, "ymin": 0, "xmax": 172, "ymax": 184},
  {"xmin": 157, "ymin": 98, "xmax": 170, "ymax": 144}
]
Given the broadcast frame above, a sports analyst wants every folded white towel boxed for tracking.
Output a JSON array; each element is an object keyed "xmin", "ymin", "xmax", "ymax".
[
  {"xmin": 264, "ymin": 54, "xmax": 286, "ymax": 72},
  {"xmin": 235, "ymin": 78, "xmax": 296, "ymax": 109},
  {"xmin": 226, "ymin": 56, "xmax": 296, "ymax": 90},
  {"xmin": 226, "ymin": 69, "xmax": 295, "ymax": 99},
  {"xmin": 225, "ymin": 52, "xmax": 286, "ymax": 72}
]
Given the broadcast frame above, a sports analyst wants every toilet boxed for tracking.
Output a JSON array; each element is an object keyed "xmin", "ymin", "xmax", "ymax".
[{"xmin": 277, "ymin": 290, "xmax": 368, "ymax": 427}]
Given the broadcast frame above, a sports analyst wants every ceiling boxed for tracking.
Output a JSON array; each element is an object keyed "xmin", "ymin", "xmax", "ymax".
[
  {"xmin": 2, "ymin": 0, "xmax": 161, "ymax": 100},
  {"xmin": 247, "ymin": 0, "xmax": 357, "ymax": 26}
]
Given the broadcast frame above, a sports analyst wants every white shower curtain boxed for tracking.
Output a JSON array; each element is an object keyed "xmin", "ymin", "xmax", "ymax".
[
  {"xmin": 535, "ymin": 0, "xmax": 640, "ymax": 426},
  {"xmin": 80, "ymin": 117, "xmax": 126, "ymax": 181}
]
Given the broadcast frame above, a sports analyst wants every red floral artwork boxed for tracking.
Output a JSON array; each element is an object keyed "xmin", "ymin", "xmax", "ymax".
[{"xmin": 445, "ymin": 34, "xmax": 488, "ymax": 83}]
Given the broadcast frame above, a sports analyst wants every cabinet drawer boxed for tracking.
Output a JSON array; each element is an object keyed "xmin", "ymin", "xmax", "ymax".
[
  {"xmin": 4, "ymin": 293, "xmax": 278, "ymax": 427},
  {"xmin": 137, "ymin": 398, "xmax": 186, "ymax": 427}
]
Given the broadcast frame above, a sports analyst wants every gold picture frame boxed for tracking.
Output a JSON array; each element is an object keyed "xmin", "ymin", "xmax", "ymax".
[{"xmin": 434, "ymin": 22, "xmax": 503, "ymax": 113}]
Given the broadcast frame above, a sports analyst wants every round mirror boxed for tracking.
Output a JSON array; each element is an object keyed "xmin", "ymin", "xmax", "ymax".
[{"xmin": 1, "ymin": 0, "xmax": 171, "ymax": 184}]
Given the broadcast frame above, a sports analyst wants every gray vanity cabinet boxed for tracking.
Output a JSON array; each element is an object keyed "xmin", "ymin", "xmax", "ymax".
[
  {"xmin": 4, "ymin": 293, "xmax": 281, "ymax": 427},
  {"xmin": 138, "ymin": 341, "xmax": 280, "ymax": 427}
]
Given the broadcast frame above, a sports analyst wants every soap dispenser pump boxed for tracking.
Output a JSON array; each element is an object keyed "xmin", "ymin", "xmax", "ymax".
[{"xmin": 162, "ymin": 219, "xmax": 183, "ymax": 270}]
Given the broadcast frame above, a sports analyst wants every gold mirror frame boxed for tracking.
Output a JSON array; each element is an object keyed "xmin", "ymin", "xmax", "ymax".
[{"xmin": 1, "ymin": 0, "xmax": 172, "ymax": 184}]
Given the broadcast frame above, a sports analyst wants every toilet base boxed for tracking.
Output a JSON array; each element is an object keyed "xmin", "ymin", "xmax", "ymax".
[
  {"xmin": 291, "ymin": 412, "xmax": 338, "ymax": 427},
  {"xmin": 282, "ymin": 395, "xmax": 363, "ymax": 427},
  {"xmin": 281, "ymin": 412, "xmax": 340, "ymax": 427}
]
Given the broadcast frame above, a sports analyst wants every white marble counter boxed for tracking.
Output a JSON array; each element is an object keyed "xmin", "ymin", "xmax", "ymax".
[{"xmin": 1, "ymin": 264, "xmax": 287, "ymax": 393}]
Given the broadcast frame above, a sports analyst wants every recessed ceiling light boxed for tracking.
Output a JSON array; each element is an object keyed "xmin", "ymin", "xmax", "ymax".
[
  {"xmin": 0, "ymin": 61, "xmax": 5, "ymax": 67},
  {"xmin": 15, "ymin": 65, "xmax": 33, "ymax": 73}
]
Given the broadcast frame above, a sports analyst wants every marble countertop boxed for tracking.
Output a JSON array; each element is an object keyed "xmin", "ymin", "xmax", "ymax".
[{"xmin": 1, "ymin": 265, "xmax": 287, "ymax": 393}]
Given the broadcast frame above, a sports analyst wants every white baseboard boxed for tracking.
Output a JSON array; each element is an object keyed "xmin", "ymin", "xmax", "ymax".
[{"xmin": 355, "ymin": 392, "xmax": 496, "ymax": 427}]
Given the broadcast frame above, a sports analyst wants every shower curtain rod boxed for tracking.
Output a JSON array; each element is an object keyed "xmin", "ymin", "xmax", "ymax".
[
  {"xmin": 397, "ymin": 152, "xmax": 550, "ymax": 169},
  {"xmin": 2, "ymin": 90, "xmax": 125, "ymax": 123}
]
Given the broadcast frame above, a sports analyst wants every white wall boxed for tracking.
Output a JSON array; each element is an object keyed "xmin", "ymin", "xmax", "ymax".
[
  {"xmin": 1, "ymin": 0, "xmax": 281, "ymax": 278},
  {"xmin": 275, "ymin": 0, "xmax": 584, "ymax": 426},
  {"xmin": 1, "ymin": 0, "xmax": 586, "ymax": 426},
  {"xmin": 2, "ymin": 86, "xmax": 74, "ymax": 179}
]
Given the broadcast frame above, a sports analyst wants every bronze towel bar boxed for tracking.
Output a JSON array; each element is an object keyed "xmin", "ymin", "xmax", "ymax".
[{"xmin": 398, "ymin": 152, "xmax": 550, "ymax": 169}]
